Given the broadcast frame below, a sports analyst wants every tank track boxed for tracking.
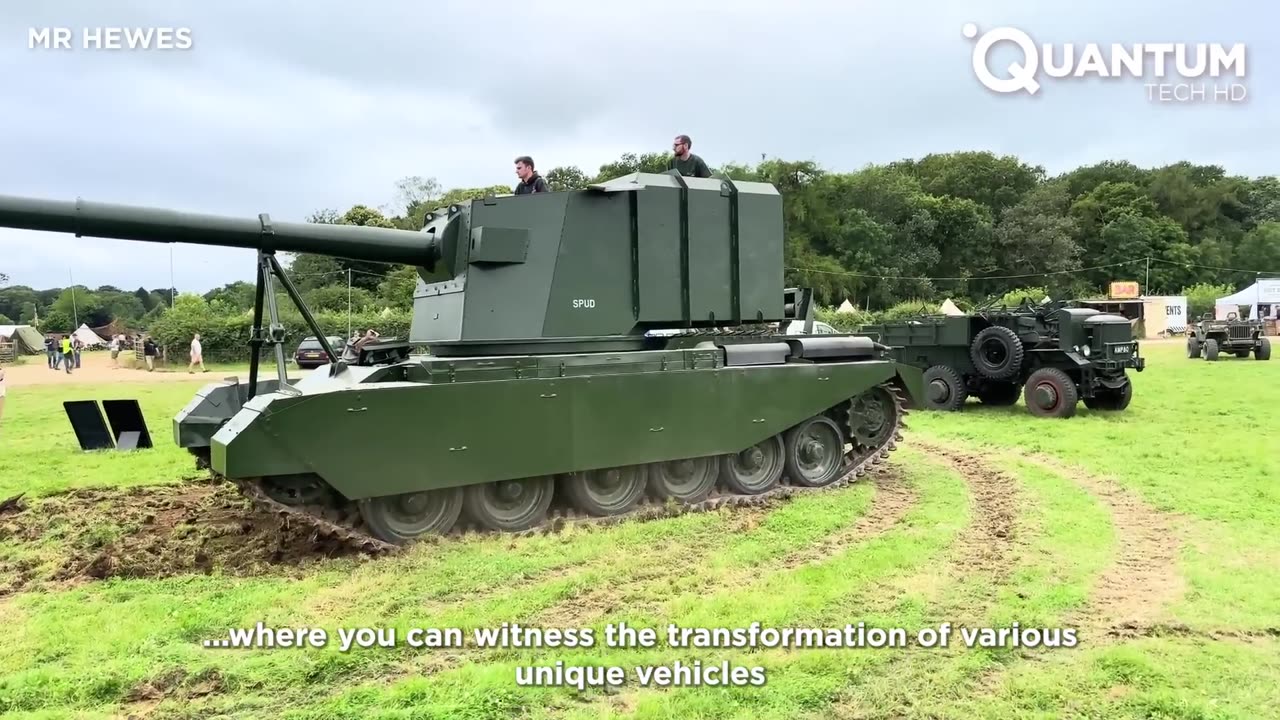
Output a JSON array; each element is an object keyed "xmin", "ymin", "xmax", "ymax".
[{"xmin": 209, "ymin": 381, "xmax": 909, "ymax": 556}]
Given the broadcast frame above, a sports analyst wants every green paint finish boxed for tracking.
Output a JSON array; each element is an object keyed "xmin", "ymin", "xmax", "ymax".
[
  {"xmin": 211, "ymin": 353, "xmax": 904, "ymax": 498},
  {"xmin": 404, "ymin": 172, "xmax": 788, "ymax": 347}
]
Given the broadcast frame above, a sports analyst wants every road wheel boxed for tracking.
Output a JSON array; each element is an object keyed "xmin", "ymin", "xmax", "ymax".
[
  {"xmin": 463, "ymin": 476, "xmax": 556, "ymax": 532},
  {"xmin": 561, "ymin": 465, "xmax": 648, "ymax": 517},
  {"xmin": 969, "ymin": 326, "xmax": 1025, "ymax": 381},
  {"xmin": 783, "ymin": 415, "xmax": 846, "ymax": 488},
  {"xmin": 1204, "ymin": 339, "xmax": 1219, "ymax": 361},
  {"xmin": 648, "ymin": 456, "xmax": 719, "ymax": 504},
  {"xmin": 1186, "ymin": 336, "xmax": 1201, "ymax": 358},
  {"xmin": 1023, "ymin": 368, "xmax": 1079, "ymax": 419},
  {"xmin": 719, "ymin": 434, "xmax": 785, "ymax": 495},
  {"xmin": 358, "ymin": 487, "xmax": 464, "ymax": 543},
  {"xmin": 921, "ymin": 365, "xmax": 967, "ymax": 411},
  {"xmin": 1257, "ymin": 337, "xmax": 1271, "ymax": 361}
]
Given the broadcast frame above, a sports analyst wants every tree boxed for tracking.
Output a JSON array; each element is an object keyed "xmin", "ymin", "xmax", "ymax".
[
  {"xmin": 992, "ymin": 183, "xmax": 1083, "ymax": 291},
  {"xmin": 891, "ymin": 150, "xmax": 1044, "ymax": 218},
  {"xmin": 546, "ymin": 166, "xmax": 589, "ymax": 191}
]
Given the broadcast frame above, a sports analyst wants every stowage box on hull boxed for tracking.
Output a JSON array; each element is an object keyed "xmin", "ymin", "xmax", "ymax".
[{"xmin": 210, "ymin": 345, "xmax": 921, "ymax": 500}]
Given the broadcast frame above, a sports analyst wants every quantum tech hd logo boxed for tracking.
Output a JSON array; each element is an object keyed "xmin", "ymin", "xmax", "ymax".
[{"xmin": 961, "ymin": 24, "xmax": 1248, "ymax": 103}]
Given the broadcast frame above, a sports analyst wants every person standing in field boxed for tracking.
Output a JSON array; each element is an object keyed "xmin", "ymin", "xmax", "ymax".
[
  {"xmin": 143, "ymin": 337, "xmax": 158, "ymax": 371},
  {"xmin": 109, "ymin": 335, "xmax": 121, "ymax": 368},
  {"xmin": 188, "ymin": 334, "xmax": 206, "ymax": 373},
  {"xmin": 60, "ymin": 335, "xmax": 73, "ymax": 374}
]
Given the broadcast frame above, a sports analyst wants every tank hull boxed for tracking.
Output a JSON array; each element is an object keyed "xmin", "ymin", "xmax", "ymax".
[
  {"xmin": 207, "ymin": 349, "xmax": 920, "ymax": 499},
  {"xmin": 174, "ymin": 341, "xmax": 921, "ymax": 549}
]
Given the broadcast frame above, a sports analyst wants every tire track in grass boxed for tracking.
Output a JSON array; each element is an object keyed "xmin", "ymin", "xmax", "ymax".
[
  {"xmin": 1018, "ymin": 453, "xmax": 1187, "ymax": 641},
  {"xmin": 958, "ymin": 447, "xmax": 1195, "ymax": 703},
  {"xmin": 901, "ymin": 441, "xmax": 1022, "ymax": 623},
  {"xmin": 531, "ymin": 466, "xmax": 918, "ymax": 630},
  {"xmin": 548, "ymin": 446, "xmax": 1016, "ymax": 720}
]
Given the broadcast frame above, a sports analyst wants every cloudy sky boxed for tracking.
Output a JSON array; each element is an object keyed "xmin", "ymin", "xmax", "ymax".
[{"xmin": 0, "ymin": 0, "xmax": 1272, "ymax": 294}]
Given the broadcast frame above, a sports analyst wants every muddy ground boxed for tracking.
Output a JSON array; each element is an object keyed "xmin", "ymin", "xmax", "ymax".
[{"xmin": 0, "ymin": 478, "xmax": 366, "ymax": 596}]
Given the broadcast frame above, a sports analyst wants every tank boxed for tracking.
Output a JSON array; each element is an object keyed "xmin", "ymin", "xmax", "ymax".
[{"xmin": 0, "ymin": 172, "xmax": 925, "ymax": 551}]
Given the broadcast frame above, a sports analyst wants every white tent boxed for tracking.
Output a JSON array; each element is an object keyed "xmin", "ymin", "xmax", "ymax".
[
  {"xmin": 1215, "ymin": 279, "xmax": 1280, "ymax": 320},
  {"xmin": 836, "ymin": 299, "xmax": 856, "ymax": 314},
  {"xmin": 71, "ymin": 323, "xmax": 107, "ymax": 347},
  {"xmin": 939, "ymin": 298, "xmax": 964, "ymax": 316}
]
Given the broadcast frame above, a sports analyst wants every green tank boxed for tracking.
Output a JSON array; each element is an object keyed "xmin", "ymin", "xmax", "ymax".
[{"xmin": 0, "ymin": 172, "xmax": 924, "ymax": 550}]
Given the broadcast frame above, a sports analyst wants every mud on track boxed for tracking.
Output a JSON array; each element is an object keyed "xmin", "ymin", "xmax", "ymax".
[{"xmin": 0, "ymin": 479, "xmax": 365, "ymax": 596}]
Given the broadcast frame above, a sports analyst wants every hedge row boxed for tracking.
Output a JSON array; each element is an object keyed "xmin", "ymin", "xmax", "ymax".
[{"xmin": 148, "ymin": 305, "xmax": 413, "ymax": 363}]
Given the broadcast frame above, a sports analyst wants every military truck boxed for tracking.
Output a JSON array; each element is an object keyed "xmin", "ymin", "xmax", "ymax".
[
  {"xmin": 1186, "ymin": 312, "xmax": 1271, "ymax": 361},
  {"xmin": 858, "ymin": 300, "xmax": 1144, "ymax": 418}
]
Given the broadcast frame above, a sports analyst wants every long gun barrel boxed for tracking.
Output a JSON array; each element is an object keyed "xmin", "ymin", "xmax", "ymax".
[{"xmin": 0, "ymin": 194, "xmax": 439, "ymax": 267}]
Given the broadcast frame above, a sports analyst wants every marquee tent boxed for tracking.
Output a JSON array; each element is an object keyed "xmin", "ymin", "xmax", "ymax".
[
  {"xmin": 71, "ymin": 324, "xmax": 107, "ymax": 347},
  {"xmin": 0, "ymin": 325, "xmax": 45, "ymax": 354},
  {"xmin": 939, "ymin": 298, "xmax": 964, "ymax": 316},
  {"xmin": 1215, "ymin": 279, "xmax": 1280, "ymax": 319},
  {"xmin": 836, "ymin": 299, "xmax": 856, "ymax": 313}
]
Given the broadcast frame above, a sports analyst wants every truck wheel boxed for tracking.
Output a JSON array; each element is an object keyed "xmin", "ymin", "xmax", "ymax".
[
  {"xmin": 969, "ymin": 326, "xmax": 1024, "ymax": 381},
  {"xmin": 1186, "ymin": 336, "xmax": 1200, "ymax": 358},
  {"xmin": 1257, "ymin": 337, "xmax": 1271, "ymax": 361},
  {"xmin": 1023, "ymin": 368, "xmax": 1078, "ymax": 419},
  {"xmin": 975, "ymin": 380, "xmax": 1020, "ymax": 406},
  {"xmin": 922, "ymin": 365, "xmax": 967, "ymax": 411},
  {"xmin": 1204, "ymin": 339, "xmax": 1219, "ymax": 361}
]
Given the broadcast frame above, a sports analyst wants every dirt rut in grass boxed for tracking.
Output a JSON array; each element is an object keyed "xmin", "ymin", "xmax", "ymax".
[{"xmin": 1019, "ymin": 453, "xmax": 1188, "ymax": 640}]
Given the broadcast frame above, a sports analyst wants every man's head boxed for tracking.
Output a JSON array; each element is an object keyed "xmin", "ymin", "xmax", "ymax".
[
  {"xmin": 193, "ymin": 333, "xmax": 200, "ymax": 341},
  {"xmin": 515, "ymin": 156, "xmax": 536, "ymax": 181},
  {"xmin": 673, "ymin": 135, "xmax": 692, "ymax": 159}
]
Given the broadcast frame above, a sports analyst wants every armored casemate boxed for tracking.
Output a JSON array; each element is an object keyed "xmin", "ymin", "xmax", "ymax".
[{"xmin": 0, "ymin": 171, "xmax": 923, "ymax": 548}]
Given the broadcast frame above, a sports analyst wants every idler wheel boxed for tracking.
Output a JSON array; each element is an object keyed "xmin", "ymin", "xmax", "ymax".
[
  {"xmin": 562, "ymin": 465, "xmax": 648, "ymax": 516},
  {"xmin": 648, "ymin": 456, "xmax": 718, "ymax": 504},
  {"xmin": 719, "ymin": 434, "xmax": 785, "ymax": 494},
  {"xmin": 783, "ymin": 415, "xmax": 846, "ymax": 487},
  {"xmin": 358, "ymin": 487, "xmax": 464, "ymax": 544},
  {"xmin": 463, "ymin": 476, "xmax": 556, "ymax": 532}
]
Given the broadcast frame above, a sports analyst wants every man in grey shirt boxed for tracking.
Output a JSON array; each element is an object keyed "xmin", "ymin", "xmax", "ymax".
[{"xmin": 667, "ymin": 134, "xmax": 712, "ymax": 178}]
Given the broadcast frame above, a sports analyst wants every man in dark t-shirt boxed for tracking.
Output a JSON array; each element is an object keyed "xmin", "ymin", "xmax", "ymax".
[
  {"xmin": 667, "ymin": 134, "xmax": 712, "ymax": 178},
  {"xmin": 514, "ymin": 156, "xmax": 549, "ymax": 194}
]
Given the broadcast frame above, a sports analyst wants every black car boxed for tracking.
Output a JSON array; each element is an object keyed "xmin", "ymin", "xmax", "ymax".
[{"xmin": 293, "ymin": 336, "xmax": 344, "ymax": 369}]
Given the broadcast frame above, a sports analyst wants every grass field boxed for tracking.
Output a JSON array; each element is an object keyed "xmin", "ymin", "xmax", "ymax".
[{"xmin": 1, "ymin": 341, "xmax": 1278, "ymax": 719}]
